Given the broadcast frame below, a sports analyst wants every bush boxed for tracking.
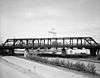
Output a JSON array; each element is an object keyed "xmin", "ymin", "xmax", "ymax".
[
  {"xmin": 27, "ymin": 55, "xmax": 96, "ymax": 74},
  {"xmin": 86, "ymin": 63, "xmax": 96, "ymax": 73}
]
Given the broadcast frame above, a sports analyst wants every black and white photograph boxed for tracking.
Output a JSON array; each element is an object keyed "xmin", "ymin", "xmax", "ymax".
[{"xmin": 0, "ymin": 0, "xmax": 100, "ymax": 78}]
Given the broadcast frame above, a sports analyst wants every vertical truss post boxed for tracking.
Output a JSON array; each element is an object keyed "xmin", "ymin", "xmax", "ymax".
[
  {"xmin": 47, "ymin": 38, "xmax": 51, "ymax": 49},
  {"xmin": 32, "ymin": 39, "xmax": 34, "ymax": 48},
  {"xmin": 19, "ymin": 40, "xmax": 21, "ymax": 46},
  {"xmin": 56, "ymin": 38, "xmax": 58, "ymax": 49},
  {"xmin": 44, "ymin": 39, "xmax": 45, "ymax": 47},
  {"xmin": 20, "ymin": 40, "xmax": 24, "ymax": 46},
  {"xmin": 38, "ymin": 39, "xmax": 39, "ymax": 47},
  {"xmin": 26, "ymin": 39, "xmax": 28, "ymax": 46},
  {"xmin": 84, "ymin": 39, "xmax": 86, "ymax": 46},
  {"xmin": 40, "ymin": 39, "xmax": 41, "ymax": 47},
  {"xmin": 70, "ymin": 38, "xmax": 71, "ymax": 45},
  {"xmin": 50, "ymin": 38, "xmax": 51, "ymax": 46},
  {"xmin": 77, "ymin": 38, "xmax": 78, "ymax": 46},
  {"xmin": 47, "ymin": 38, "xmax": 49, "ymax": 45},
  {"xmin": 80, "ymin": 38, "xmax": 82, "ymax": 46},
  {"xmin": 72, "ymin": 38, "xmax": 73, "ymax": 46},
  {"xmin": 13, "ymin": 39, "xmax": 16, "ymax": 47}
]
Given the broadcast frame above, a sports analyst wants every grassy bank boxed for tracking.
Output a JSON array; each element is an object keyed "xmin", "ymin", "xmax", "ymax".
[{"xmin": 26, "ymin": 54, "xmax": 96, "ymax": 74}]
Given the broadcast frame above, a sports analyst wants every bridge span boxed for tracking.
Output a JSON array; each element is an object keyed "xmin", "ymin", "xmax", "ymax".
[{"xmin": 0, "ymin": 37, "xmax": 100, "ymax": 56}]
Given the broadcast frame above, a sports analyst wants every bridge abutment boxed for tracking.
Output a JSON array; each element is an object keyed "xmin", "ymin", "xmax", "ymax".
[
  {"xmin": 62, "ymin": 48, "xmax": 66, "ymax": 56},
  {"xmin": 90, "ymin": 48, "xmax": 97, "ymax": 56}
]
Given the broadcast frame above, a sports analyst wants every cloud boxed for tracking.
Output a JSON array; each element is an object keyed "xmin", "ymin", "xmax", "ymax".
[{"xmin": 0, "ymin": 0, "xmax": 100, "ymax": 42}]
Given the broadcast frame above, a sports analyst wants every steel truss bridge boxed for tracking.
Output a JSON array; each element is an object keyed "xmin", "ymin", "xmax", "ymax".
[{"xmin": 0, "ymin": 37, "xmax": 100, "ymax": 56}]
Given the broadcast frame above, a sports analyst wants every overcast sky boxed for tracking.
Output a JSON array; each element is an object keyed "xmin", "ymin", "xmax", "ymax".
[{"xmin": 0, "ymin": 0, "xmax": 100, "ymax": 42}]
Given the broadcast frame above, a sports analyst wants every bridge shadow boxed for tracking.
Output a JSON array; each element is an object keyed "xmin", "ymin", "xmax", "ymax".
[{"xmin": 37, "ymin": 53, "xmax": 90, "ymax": 58}]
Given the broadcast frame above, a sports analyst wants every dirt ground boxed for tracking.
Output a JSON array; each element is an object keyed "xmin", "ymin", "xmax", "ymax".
[{"xmin": 0, "ymin": 56, "xmax": 100, "ymax": 78}]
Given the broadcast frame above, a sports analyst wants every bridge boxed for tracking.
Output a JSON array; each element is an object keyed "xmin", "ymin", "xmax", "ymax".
[{"xmin": 0, "ymin": 37, "xmax": 100, "ymax": 56}]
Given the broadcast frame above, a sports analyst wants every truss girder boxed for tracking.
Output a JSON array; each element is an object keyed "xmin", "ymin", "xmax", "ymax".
[{"xmin": 2, "ymin": 37, "xmax": 100, "ymax": 49}]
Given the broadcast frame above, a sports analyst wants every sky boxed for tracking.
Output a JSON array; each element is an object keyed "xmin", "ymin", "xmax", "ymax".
[{"xmin": 0, "ymin": 0, "xmax": 100, "ymax": 43}]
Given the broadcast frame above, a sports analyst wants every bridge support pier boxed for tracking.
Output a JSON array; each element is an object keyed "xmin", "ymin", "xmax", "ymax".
[
  {"xmin": 9, "ymin": 49, "xmax": 15, "ymax": 56},
  {"xmin": 0, "ymin": 49, "xmax": 6, "ymax": 55},
  {"xmin": 62, "ymin": 48, "xmax": 66, "ymax": 56},
  {"xmin": 97, "ymin": 49, "xmax": 100, "ymax": 60},
  {"xmin": 90, "ymin": 48, "xmax": 97, "ymax": 56},
  {"xmin": 24, "ymin": 49, "xmax": 29, "ymax": 58}
]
